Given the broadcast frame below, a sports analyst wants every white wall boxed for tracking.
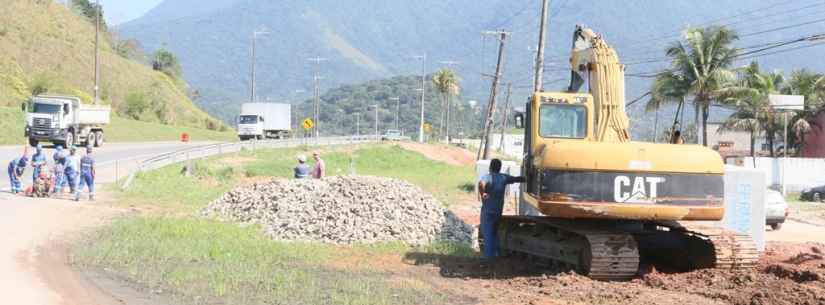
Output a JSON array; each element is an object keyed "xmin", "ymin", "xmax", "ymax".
[
  {"xmin": 743, "ymin": 157, "xmax": 825, "ymax": 191},
  {"xmin": 722, "ymin": 166, "xmax": 766, "ymax": 251}
]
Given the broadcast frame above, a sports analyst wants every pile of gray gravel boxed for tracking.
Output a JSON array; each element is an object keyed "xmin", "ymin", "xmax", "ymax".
[{"xmin": 202, "ymin": 176, "xmax": 474, "ymax": 246}]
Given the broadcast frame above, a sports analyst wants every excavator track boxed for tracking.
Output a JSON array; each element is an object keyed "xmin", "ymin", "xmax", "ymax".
[
  {"xmin": 662, "ymin": 222, "xmax": 760, "ymax": 270},
  {"xmin": 498, "ymin": 216, "xmax": 640, "ymax": 281}
]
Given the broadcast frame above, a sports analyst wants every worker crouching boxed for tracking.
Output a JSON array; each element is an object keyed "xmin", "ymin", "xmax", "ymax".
[{"xmin": 7, "ymin": 146, "xmax": 29, "ymax": 194}]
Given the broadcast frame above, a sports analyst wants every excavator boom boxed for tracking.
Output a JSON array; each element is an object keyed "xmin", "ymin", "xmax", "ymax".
[{"xmin": 568, "ymin": 25, "xmax": 631, "ymax": 143}]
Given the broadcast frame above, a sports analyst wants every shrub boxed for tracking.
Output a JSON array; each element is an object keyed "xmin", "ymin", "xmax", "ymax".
[
  {"xmin": 152, "ymin": 49, "xmax": 182, "ymax": 79},
  {"xmin": 125, "ymin": 92, "xmax": 149, "ymax": 120}
]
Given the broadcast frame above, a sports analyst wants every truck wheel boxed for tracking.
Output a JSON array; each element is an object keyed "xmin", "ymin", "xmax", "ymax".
[
  {"xmin": 770, "ymin": 223, "xmax": 783, "ymax": 231},
  {"xmin": 28, "ymin": 138, "xmax": 38, "ymax": 147},
  {"xmin": 86, "ymin": 133, "xmax": 96, "ymax": 148},
  {"xmin": 94, "ymin": 131, "xmax": 104, "ymax": 147}
]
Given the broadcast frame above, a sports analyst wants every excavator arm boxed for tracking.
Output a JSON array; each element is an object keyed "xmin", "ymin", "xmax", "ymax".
[{"xmin": 567, "ymin": 25, "xmax": 631, "ymax": 142}]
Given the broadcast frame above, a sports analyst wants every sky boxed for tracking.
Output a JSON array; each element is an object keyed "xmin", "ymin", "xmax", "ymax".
[{"xmin": 96, "ymin": 0, "xmax": 164, "ymax": 25}]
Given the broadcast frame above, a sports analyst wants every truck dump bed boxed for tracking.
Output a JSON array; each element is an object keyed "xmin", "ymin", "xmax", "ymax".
[{"xmin": 77, "ymin": 104, "xmax": 111, "ymax": 125}]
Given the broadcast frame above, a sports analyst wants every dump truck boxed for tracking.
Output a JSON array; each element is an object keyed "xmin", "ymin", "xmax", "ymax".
[
  {"xmin": 23, "ymin": 95, "xmax": 111, "ymax": 148},
  {"xmin": 491, "ymin": 25, "xmax": 758, "ymax": 281},
  {"xmin": 237, "ymin": 103, "xmax": 291, "ymax": 141}
]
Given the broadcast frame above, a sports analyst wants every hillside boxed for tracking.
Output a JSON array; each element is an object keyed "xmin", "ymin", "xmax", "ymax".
[
  {"xmin": 0, "ymin": 0, "xmax": 225, "ymax": 132},
  {"xmin": 120, "ymin": 0, "xmax": 825, "ymax": 139}
]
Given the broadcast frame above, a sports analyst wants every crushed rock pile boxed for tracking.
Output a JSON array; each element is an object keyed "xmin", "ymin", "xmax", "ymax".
[{"xmin": 202, "ymin": 176, "xmax": 474, "ymax": 246}]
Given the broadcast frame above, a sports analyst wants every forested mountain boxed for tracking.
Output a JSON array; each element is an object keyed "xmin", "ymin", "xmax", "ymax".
[
  {"xmin": 293, "ymin": 75, "xmax": 483, "ymax": 138},
  {"xmin": 119, "ymin": 0, "xmax": 825, "ymax": 138}
]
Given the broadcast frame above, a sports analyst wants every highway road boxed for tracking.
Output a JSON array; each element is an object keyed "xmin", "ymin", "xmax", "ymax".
[{"xmin": 0, "ymin": 142, "xmax": 215, "ymax": 191}]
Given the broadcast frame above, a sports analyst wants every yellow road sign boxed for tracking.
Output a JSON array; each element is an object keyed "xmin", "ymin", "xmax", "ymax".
[
  {"xmin": 302, "ymin": 118, "xmax": 315, "ymax": 130},
  {"xmin": 423, "ymin": 123, "xmax": 433, "ymax": 133}
]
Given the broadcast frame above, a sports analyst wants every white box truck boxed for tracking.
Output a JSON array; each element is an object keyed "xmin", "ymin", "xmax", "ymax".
[
  {"xmin": 237, "ymin": 103, "xmax": 291, "ymax": 141},
  {"xmin": 23, "ymin": 95, "xmax": 111, "ymax": 147}
]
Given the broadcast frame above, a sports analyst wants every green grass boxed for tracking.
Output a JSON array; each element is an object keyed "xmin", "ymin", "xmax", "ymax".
[
  {"xmin": 0, "ymin": 106, "xmax": 236, "ymax": 145},
  {"xmin": 73, "ymin": 217, "xmax": 457, "ymax": 305},
  {"xmin": 240, "ymin": 144, "xmax": 477, "ymax": 205},
  {"xmin": 113, "ymin": 144, "xmax": 476, "ymax": 212},
  {"xmin": 106, "ymin": 116, "xmax": 236, "ymax": 143},
  {"xmin": 114, "ymin": 164, "xmax": 237, "ymax": 213},
  {"xmin": 0, "ymin": 107, "xmax": 24, "ymax": 145},
  {"xmin": 88, "ymin": 144, "xmax": 479, "ymax": 304}
]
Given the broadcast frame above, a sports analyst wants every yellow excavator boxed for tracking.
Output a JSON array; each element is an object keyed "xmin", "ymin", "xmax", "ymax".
[{"xmin": 503, "ymin": 25, "xmax": 758, "ymax": 280}]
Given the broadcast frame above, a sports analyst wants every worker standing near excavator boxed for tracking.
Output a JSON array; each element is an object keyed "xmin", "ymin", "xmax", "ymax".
[{"xmin": 477, "ymin": 159, "xmax": 525, "ymax": 260}]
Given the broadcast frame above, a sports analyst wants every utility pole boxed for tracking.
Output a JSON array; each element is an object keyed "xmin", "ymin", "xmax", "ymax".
[
  {"xmin": 498, "ymin": 82, "xmax": 513, "ymax": 152},
  {"xmin": 413, "ymin": 55, "xmax": 427, "ymax": 143},
  {"xmin": 479, "ymin": 31, "xmax": 511, "ymax": 160},
  {"xmin": 308, "ymin": 56, "xmax": 328, "ymax": 138},
  {"xmin": 93, "ymin": 0, "xmax": 100, "ymax": 104},
  {"xmin": 533, "ymin": 0, "xmax": 550, "ymax": 92},
  {"xmin": 356, "ymin": 113, "xmax": 361, "ymax": 136},
  {"xmin": 250, "ymin": 29, "xmax": 269, "ymax": 103},
  {"xmin": 389, "ymin": 97, "xmax": 401, "ymax": 130},
  {"xmin": 371, "ymin": 104, "xmax": 380, "ymax": 137}
]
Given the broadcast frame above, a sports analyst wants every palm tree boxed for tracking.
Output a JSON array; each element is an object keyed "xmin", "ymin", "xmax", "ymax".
[
  {"xmin": 719, "ymin": 62, "xmax": 784, "ymax": 157},
  {"xmin": 662, "ymin": 26, "xmax": 739, "ymax": 146},
  {"xmin": 432, "ymin": 68, "xmax": 460, "ymax": 142},
  {"xmin": 782, "ymin": 69, "xmax": 825, "ymax": 154},
  {"xmin": 647, "ymin": 71, "xmax": 691, "ymax": 142}
]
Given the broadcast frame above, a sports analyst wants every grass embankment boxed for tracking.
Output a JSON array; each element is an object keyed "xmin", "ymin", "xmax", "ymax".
[
  {"xmin": 76, "ymin": 144, "xmax": 478, "ymax": 304},
  {"xmin": 0, "ymin": 0, "xmax": 226, "ymax": 130},
  {"xmin": 0, "ymin": 106, "xmax": 236, "ymax": 145}
]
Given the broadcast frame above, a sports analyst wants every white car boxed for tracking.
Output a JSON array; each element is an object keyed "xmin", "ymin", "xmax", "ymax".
[{"xmin": 765, "ymin": 189, "xmax": 789, "ymax": 231}]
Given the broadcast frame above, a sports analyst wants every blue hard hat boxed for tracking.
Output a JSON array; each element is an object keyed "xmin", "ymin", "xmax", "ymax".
[
  {"xmin": 56, "ymin": 145, "xmax": 63, "ymax": 151},
  {"xmin": 36, "ymin": 144, "xmax": 43, "ymax": 150}
]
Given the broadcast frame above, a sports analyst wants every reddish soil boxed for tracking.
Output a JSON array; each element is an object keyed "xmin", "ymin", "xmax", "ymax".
[
  {"xmin": 394, "ymin": 241, "xmax": 825, "ymax": 305},
  {"xmin": 398, "ymin": 142, "xmax": 477, "ymax": 167}
]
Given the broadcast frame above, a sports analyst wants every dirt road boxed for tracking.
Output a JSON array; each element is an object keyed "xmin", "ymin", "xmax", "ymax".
[
  {"xmin": 0, "ymin": 141, "xmax": 209, "ymax": 305},
  {"xmin": 0, "ymin": 194, "xmax": 117, "ymax": 305},
  {"xmin": 766, "ymin": 220, "xmax": 825, "ymax": 243}
]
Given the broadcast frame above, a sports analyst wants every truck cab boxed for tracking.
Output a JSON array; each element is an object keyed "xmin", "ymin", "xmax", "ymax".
[
  {"xmin": 23, "ymin": 95, "xmax": 110, "ymax": 147},
  {"xmin": 237, "ymin": 114, "xmax": 264, "ymax": 141}
]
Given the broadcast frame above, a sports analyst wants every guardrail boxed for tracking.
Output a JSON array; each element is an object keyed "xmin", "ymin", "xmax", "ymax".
[{"xmin": 119, "ymin": 136, "xmax": 380, "ymax": 190}]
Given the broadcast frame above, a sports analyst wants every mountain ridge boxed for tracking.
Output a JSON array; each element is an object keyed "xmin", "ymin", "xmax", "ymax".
[{"xmin": 119, "ymin": 0, "xmax": 825, "ymax": 137}]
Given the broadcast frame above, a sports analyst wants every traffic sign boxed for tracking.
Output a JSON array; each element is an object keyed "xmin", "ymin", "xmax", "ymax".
[
  {"xmin": 423, "ymin": 123, "xmax": 433, "ymax": 133},
  {"xmin": 302, "ymin": 118, "xmax": 315, "ymax": 130}
]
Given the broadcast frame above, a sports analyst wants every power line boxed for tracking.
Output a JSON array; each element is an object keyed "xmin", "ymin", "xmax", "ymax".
[{"xmin": 626, "ymin": 33, "xmax": 825, "ymax": 79}]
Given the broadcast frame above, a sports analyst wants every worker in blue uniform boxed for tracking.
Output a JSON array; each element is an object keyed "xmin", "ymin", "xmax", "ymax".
[
  {"xmin": 76, "ymin": 146, "xmax": 96, "ymax": 201},
  {"xmin": 30, "ymin": 144, "xmax": 46, "ymax": 184},
  {"xmin": 477, "ymin": 159, "xmax": 525, "ymax": 260},
  {"xmin": 7, "ymin": 146, "xmax": 29, "ymax": 194}
]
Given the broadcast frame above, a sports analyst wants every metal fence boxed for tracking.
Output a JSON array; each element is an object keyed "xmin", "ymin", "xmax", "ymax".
[{"xmin": 119, "ymin": 136, "xmax": 379, "ymax": 190}]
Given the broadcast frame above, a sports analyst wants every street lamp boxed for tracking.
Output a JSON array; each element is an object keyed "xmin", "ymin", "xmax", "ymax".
[
  {"xmin": 413, "ymin": 55, "xmax": 426, "ymax": 143},
  {"xmin": 250, "ymin": 28, "xmax": 270, "ymax": 103}
]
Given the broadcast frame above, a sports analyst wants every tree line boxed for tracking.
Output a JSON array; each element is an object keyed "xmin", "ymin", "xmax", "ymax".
[{"xmin": 646, "ymin": 26, "xmax": 825, "ymax": 158}]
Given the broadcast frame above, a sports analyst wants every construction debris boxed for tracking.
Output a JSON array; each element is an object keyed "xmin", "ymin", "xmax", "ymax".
[{"xmin": 203, "ymin": 176, "xmax": 474, "ymax": 246}]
